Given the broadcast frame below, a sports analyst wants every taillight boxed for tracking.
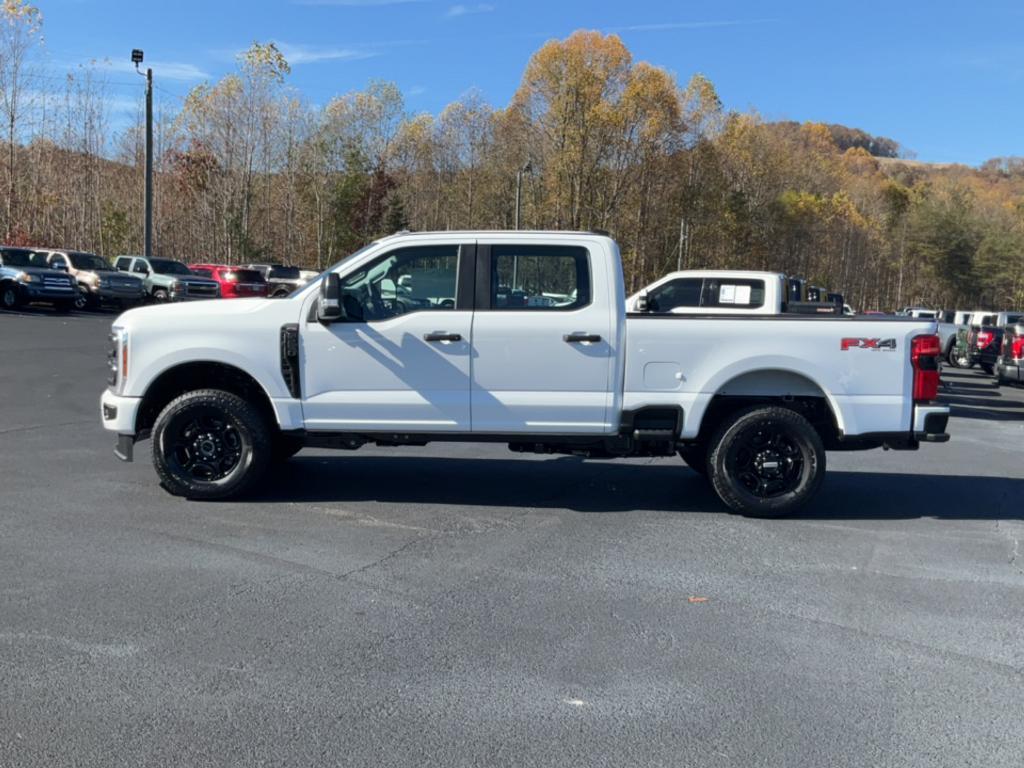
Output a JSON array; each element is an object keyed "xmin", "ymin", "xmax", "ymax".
[
  {"xmin": 911, "ymin": 334, "xmax": 940, "ymax": 403},
  {"xmin": 1012, "ymin": 337, "xmax": 1024, "ymax": 361},
  {"xmin": 976, "ymin": 330, "xmax": 994, "ymax": 349}
]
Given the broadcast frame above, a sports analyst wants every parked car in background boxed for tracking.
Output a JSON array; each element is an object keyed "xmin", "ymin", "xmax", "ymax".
[
  {"xmin": 188, "ymin": 264, "xmax": 268, "ymax": 299},
  {"xmin": 936, "ymin": 309, "xmax": 971, "ymax": 364},
  {"xmin": 628, "ymin": 270, "xmax": 844, "ymax": 315},
  {"xmin": 972, "ymin": 311, "xmax": 1024, "ymax": 375},
  {"xmin": 951, "ymin": 310, "xmax": 995, "ymax": 368},
  {"xmin": 39, "ymin": 249, "xmax": 146, "ymax": 310},
  {"xmin": 995, "ymin": 318, "xmax": 1024, "ymax": 386},
  {"xmin": 245, "ymin": 264, "xmax": 306, "ymax": 297},
  {"xmin": 0, "ymin": 245, "xmax": 77, "ymax": 312},
  {"xmin": 114, "ymin": 256, "xmax": 220, "ymax": 302}
]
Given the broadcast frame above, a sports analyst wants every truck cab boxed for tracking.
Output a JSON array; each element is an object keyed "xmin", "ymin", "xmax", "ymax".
[{"xmin": 627, "ymin": 270, "xmax": 785, "ymax": 315}]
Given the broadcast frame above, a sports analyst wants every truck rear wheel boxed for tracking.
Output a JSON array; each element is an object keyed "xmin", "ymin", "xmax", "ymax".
[
  {"xmin": 707, "ymin": 406, "xmax": 825, "ymax": 517},
  {"xmin": 152, "ymin": 389, "xmax": 271, "ymax": 500}
]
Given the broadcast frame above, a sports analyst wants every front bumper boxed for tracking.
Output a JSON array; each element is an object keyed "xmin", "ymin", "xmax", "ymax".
[
  {"xmin": 23, "ymin": 284, "xmax": 76, "ymax": 301},
  {"xmin": 100, "ymin": 389, "xmax": 142, "ymax": 461},
  {"xmin": 168, "ymin": 290, "xmax": 218, "ymax": 301},
  {"xmin": 90, "ymin": 284, "xmax": 147, "ymax": 302}
]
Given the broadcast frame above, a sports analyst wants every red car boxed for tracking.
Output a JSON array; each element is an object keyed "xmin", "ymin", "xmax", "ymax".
[{"xmin": 188, "ymin": 264, "xmax": 268, "ymax": 299}]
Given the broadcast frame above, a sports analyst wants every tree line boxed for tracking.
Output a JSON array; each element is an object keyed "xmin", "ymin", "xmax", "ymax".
[{"xmin": 2, "ymin": 2, "xmax": 1023, "ymax": 310}]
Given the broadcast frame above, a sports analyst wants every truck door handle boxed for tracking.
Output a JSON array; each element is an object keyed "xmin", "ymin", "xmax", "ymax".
[
  {"xmin": 563, "ymin": 333, "xmax": 602, "ymax": 343},
  {"xmin": 423, "ymin": 332, "xmax": 462, "ymax": 342}
]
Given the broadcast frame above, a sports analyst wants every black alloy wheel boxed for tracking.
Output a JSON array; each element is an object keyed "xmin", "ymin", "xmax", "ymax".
[
  {"xmin": 152, "ymin": 389, "xmax": 270, "ymax": 499},
  {"xmin": 727, "ymin": 423, "xmax": 804, "ymax": 499},
  {"xmin": 707, "ymin": 405, "xmax": 825, "ymax": 517}
]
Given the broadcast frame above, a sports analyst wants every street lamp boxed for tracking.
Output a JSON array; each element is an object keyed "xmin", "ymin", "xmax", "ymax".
[
  {"xmin": 514, "ymin": 160, "xmax": 532, "ymax": 231},
  {"xmin": 132, "ymin": 49, "xmax": 153, "ymax": 259}
]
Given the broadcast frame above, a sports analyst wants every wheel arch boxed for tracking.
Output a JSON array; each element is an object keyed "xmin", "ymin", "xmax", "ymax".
[
  {"xmin": 135, "ymin": 360, "xmax": 279, "ymax": 436},
  {"xmin": 693, "ymin": 368, "xmax": 843, "ymax": 448}
]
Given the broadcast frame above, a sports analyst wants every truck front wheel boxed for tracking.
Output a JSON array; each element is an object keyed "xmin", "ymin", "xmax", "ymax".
[
  {"xmin": 706, "ymin": 406, "xmax": 825, "ymax": 517},
  {"xmin": 152, "ymin": 389, "xmax": 271, "ymax": 500}
]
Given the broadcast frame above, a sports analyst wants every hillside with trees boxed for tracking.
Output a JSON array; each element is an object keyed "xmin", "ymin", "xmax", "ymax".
[{"xmin": 2, "ymin": 2, "xmax": 1023, "ymax": 310}]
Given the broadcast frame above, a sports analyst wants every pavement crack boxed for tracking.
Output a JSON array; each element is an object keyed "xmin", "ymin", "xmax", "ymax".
[
  {"xmin": 336, "ymin": 535, "xmax": 424, "ymax": 580},
  {"xmin": 0, "ymin": 419, "xmax": 94, "ymax": 436}
]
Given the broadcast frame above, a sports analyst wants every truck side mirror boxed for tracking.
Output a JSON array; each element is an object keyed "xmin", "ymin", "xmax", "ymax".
[
  {"xmin": 634, "ymin": 292, "xmax": 650, "ymax": 312},
  {"xmin": 317, "ymin": 273, "xmax": 345, "ymax": 323}
]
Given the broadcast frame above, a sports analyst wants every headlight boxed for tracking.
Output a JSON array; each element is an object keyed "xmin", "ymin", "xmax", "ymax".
[
  {"xmin": 171, "ymin": 280, "xmax": 183, "ymax": 291},
  {"xmin": 108, "ymin": 326, "xmax": 128, "ymax": 392},
  {"xmin": 16, "ymin": 271, "xmax": 33, "ymax": 283}
]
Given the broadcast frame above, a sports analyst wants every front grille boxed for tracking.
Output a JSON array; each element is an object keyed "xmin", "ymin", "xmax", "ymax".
[
  {"xmin": 186, "ymin": 282, "xmax": 218, "ymax": 297},
  {"xmin": 42, "ymin": 276, "xmax": 74, "ymax": 290}
]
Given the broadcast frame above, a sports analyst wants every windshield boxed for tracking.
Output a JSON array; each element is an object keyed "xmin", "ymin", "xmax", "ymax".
[
  {"xmin": 150, "ymin": 258, "xmax": 193, "ymax": 276},
  {"xmin": 268, "ymin": 266, "xmax": 301, "ymax": 280},
  {"xmin": 69, "ymin": 252, "xmax": 111, "ymax": 271},
  {"xmin": 0, "ymin": 248, "xmax": 33, "ymax": 267}
]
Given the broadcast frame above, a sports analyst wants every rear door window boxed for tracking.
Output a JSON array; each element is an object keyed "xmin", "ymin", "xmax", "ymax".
[{"xmin": 490, "ymin": 245, "xmax": 589, "ymax": 310}]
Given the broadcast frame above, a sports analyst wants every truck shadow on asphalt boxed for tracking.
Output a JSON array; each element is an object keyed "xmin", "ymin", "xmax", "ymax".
[
  {"xmin": 940, "ymin": 369, "xmax": 1024, "ymax": 422},
  {"xmin": 250, "ymin": 456, "xmax": 1023, "ymax": 520}
]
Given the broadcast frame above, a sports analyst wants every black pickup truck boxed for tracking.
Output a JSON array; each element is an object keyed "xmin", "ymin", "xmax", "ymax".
[{"xmin": 971, "ymin": 311, "xmax": 1024, "ymax": 375}]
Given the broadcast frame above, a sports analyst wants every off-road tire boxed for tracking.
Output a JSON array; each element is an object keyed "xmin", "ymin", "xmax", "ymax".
[
  {"xmin": 152, "ymin": 288, "xmax": 169, "ymax": 303},
  {"xmin": 707, "ymin": 405, "xmax": 825, "ymax": 518},
  {"xmin": 152, "ymin": 389, "xmax": 271, "ymax": 500}
]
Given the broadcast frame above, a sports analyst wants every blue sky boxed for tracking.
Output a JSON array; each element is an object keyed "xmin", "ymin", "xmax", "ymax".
[{"xmin": 36, "ymin": 0, "xmax": 1024, "ymax": 165}]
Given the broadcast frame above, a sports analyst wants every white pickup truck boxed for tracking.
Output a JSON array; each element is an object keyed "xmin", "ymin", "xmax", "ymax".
[{"xmin": 100, "ymin": 231, "xmax": 949, "ymax": 516}]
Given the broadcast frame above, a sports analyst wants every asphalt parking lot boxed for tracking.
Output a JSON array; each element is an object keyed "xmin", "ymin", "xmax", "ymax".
[{"xmin": 1, "ymin": 308, "xmax": 1022, "ymax": 768}]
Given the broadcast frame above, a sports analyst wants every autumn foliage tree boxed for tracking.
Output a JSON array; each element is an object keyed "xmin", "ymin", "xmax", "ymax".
[{"xmin": 2, "ymin": 20, "xmax": 1023, "ymax": 310}]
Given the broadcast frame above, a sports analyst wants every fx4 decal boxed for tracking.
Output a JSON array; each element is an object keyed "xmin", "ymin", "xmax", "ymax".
[{"xmin": 841, "ymin": 337, "xmax": 897, "ymax": 351}]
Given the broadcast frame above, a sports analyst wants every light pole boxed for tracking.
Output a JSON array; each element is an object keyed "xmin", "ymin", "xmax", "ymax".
[
  {"xmin": 132, "ymin": 49, "xmax": 153, "ymax": 259},
  {"xmin": 514, "ymin": 160, "xmax": 532, "ymax": 230}
]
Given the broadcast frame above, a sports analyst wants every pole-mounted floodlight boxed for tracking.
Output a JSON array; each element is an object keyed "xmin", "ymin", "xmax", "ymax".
[{"xmin": 131, "ymin": 49, "xmax": 153, "ymax": 258}]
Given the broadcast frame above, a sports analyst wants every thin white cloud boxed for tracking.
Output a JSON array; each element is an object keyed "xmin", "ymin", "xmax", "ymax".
[
  {"xmin": 446, "ymin": 3, "xmax": 495, "ymax": 17},
  {"xmin": 608, "ymin": 18, "xmax": 776, "ymax": 33},
  {"xmin": 76, "ymin": 58, "xmax": 210, "ymax": 82},
  {"xmin": 273, "ymin": 42, "xmax": 380, "ymax": 65}
]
